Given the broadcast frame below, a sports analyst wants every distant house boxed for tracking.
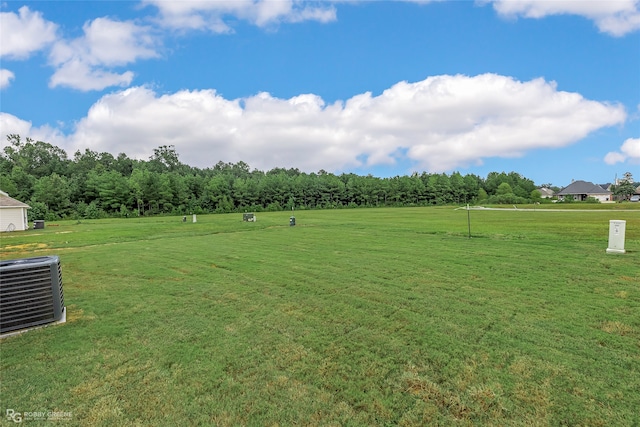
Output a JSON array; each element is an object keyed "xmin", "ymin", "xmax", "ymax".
[
  {"xmin": 0, "ymin": 190, "xmax": 31, "ymax": 232},
  {"xmin": 537, "ymin": 187, "xmax": 555, "ymax": 199},
  {"xmin": 557, "ymin": 180, "xmax": 612, "ymax": 202}
]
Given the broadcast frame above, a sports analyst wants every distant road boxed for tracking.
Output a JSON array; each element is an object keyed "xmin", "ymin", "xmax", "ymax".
[{"xmin": 455, "ymin": 206, "xmax": 640, "ymax": 212}]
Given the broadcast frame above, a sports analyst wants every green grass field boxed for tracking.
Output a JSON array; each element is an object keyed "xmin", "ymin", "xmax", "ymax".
[{"xmin": 1, "ymin": 207, "xmax": 639, "ymax": 426}]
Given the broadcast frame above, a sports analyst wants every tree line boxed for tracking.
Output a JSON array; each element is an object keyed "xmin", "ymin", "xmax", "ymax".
[{"xmin": 1, "ymin": 135, "xmax": 545, "ymax": 221}]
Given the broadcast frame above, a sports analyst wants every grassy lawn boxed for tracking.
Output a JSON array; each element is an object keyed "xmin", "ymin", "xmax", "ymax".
[{"xmin": 1, "ymin": 207, "xmax": 639, "ymax": 426}]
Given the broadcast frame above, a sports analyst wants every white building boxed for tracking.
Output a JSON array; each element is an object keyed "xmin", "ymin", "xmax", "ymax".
[{"xmin": 0, "ymin": 190, "xmax": 31, "ymax": 232}]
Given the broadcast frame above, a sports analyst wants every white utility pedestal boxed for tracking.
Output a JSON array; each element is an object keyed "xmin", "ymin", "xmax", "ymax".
[
  {"xmin": 606, "ymin": 220, "xmax": 626, "ymax": 254},
  {"xmin": 192, "ymin": 214, "xmax": 197, "ymax": 223}
]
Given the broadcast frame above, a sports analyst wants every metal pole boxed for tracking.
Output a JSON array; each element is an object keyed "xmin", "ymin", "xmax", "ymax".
[{"xmin": 467, "ymin": 204, "xmax": 471, "ymax": 239}]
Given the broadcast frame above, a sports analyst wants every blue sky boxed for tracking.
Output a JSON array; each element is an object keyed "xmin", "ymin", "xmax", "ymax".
[{"xmin": 1, "ymin": 0, "xmax": 639, "ymax": 187}]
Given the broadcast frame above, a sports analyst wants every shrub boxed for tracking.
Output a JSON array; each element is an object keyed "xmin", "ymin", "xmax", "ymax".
[
  {"xmin": 266, "ymin": 202, "xmax": 282, "ymax": 212},
  {"xmin": 85, "ymin": 201, "xmax": 104, "ymax": 219},
  {"xmin": 486, "ymin": 194, "xmax": 528, "ymax": 205},
  {"xmin": 27, "ymin": 200, "xmax": 48, "ymax": 221}
]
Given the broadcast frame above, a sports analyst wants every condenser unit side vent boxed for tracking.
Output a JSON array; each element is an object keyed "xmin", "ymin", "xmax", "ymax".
[{"xmin": 0, "ymin": 256, "xmax": 65, "ymax": 335}]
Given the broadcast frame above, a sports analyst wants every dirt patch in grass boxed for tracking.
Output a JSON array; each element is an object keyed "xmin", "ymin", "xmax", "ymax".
[
  {"xmin": 615, "ymin": 291, "xmax": 628, "ymax": 299},
  {"xmin": 66, "ymin": 305, "xmax": 97, "ymax": 323},
  {"xmin": 0, "ymin": 243, "xmax": 49, "ymax": 258},
  {"xmin": 601, "ymin": 320, "xmax": 633, "ymax": 336},
  {"xmin": 2, "ymin": 242, "xmax": 48, "ymax": 251}
]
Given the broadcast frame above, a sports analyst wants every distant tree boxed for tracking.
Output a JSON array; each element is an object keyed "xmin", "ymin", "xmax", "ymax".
[
  {"xmin": 84, "ymin": 201, "xmax": 102, "ymax": 219},
  {"xmin": 613, "ymin": 172, "xmax": 635, "ymax": 200},
  {"xmin": 96, "ymin": 171, "xmax": 131, "ymax": 212},
  {"xmin": 613, "ymin": 182, "xmax": 636, "ymax": 200},
  {"xmin": 484, "ymin": 172, "xmax": 506, "ymax": 194},
  {"xmin": 204, "ymin": 174, "xmax": 233, "ymax": 211},
  {"xmin": 149, "ymin": 145, "xmax": 182, "ymax": 172},
  {"xmin": 0, "ymin": 173, "xmax": 17, "ymax": 195},
  {"xmin": 27, "ymin": 200, "xmax": 48, "ymax": 221},
  {"xmin": 425, "ymin": 173, "xmax": 452, "ymax": 204},
  {"xmin": 114, "ymin": 153, "xmax": 136, "ymax": 176},
  {"xmin": 325, "ymin": 174, "xmax": 346, "ymax": 205},
  {"xmin": 408, "ymin": 174, "xmax": 426, "ymax": 205},
  {"xmin": 530, "ymin": 189, "xmax": 542, "ymax": 200},
  {"xmin": 9, "ymin": 166, "xmax": 36, "ymax": 201},
  {"xmin": 2, "ymin": 135, "xmax": 69, "ymax": 178},
  {"xmin": 508, "ymin": 171, "xmax": 535, "ymax": 195},
  {"xmin": 496, "ymin": 182, "xmax": 514, "ymax": 196},
  {"xmin": 513, "ymin": 185, "xmax": 529, "ymax": 198},
  {"xmin": 231, "ymin": 161, "xmax": 252, "ymax": 179},
  {"xmin": 449, "ymin": 172, "xmax": 465, "ymax": 203},
  {"xmin": 32, "ymin": 173, "xmax": 72, "ymax": 216},
  {"xmin": 463, "ymin": 174, "xmax": 481, "ymax": 202}
]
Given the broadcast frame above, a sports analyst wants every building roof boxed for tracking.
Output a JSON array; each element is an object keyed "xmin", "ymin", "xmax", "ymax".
[
  {"xmin": 557, "ymin": 180, "xmax": 610, "ymax": 196},
  {"xmin": 0, "ymin": 191, "xmax": 30, "ymax": 209},
  {"xmin": 538, "ymin": 187, "xmax": 555, "ymax": 197}
]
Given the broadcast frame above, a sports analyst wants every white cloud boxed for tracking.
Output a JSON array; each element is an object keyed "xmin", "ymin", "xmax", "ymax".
[
  {"xmin": 49, "ymin": 60, "xmax": 135, "ymax": 92},
  {"xmin": 24, "ymin": 74, "xmax": 620, "ymax": 173},
  {"xmin": 487, "ymin": 0, "xmax": 640, "ymax": 36},
  {"xmin": 49, "ymin": 17, "xmax": 159, "ymax": 91},
  {"xmin": 0, "ymin": 113, "xmax": 33, "ymax": 138},
  {"xmin": 603, "ymin": 151, "xmax": 626, "ymax": 165},
  {"xmin": 0, "ymin": 6, "xmax": 58, "ymax": 59},
  {"xmin": 0, "ymin": 113, "xmax": 66, "ymax": 147},
  {"xmin": 604, "ymin": 137, "xmax": 640, "ymax": 164},
  {"xmin": 0, "ymin": 69, "xmax": 15, "ymax": 89},
  {"xmin": 143, "ymin": 0, "xmax": 336, "ymax": 32}
]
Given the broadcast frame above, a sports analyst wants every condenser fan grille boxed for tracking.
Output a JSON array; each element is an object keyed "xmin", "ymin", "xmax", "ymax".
[{"xmin": 0, "ymin": 256, "xmax": 65, "ymax": 334}]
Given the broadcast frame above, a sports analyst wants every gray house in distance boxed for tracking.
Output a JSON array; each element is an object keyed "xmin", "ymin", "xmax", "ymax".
[{"xmin": 557, "ymin": 180, "xmax": 612, "ymax": 202}]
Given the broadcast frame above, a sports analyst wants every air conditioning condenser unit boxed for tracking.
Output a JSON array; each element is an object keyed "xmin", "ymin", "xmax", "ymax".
[{"xmin": 1, "ymin": 255, "xmax": 66, "ymax": 335}]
